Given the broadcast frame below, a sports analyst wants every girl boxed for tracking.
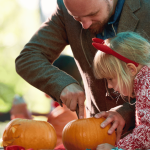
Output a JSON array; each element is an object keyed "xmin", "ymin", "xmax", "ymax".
[{"xmin": 92, "ymin": 32, "xmax": 150, "ymax": 150}]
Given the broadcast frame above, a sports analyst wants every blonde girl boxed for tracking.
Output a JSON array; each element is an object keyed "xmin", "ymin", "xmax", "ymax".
[{"xmin": 93, "ymin": 32, "xmax": 150, "ymax": 150}]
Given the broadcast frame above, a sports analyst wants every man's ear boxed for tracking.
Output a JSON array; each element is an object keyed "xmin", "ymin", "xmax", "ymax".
[{"xmin": 126, "ymin": 63, "xmax": 137, "ymax": 76}]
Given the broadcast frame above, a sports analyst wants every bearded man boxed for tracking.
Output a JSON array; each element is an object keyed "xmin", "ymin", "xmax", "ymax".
[{"xmin": 15, "ymin": 0, "xmax": 150, "ymax": 143}]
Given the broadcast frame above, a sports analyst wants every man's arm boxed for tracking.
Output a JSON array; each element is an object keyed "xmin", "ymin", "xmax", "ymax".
[
  {"xmin": 115, "ymin": 99, "xmax": 135, "ymax": 135},
  {"xmin": 15, "ymin": 0, "xmax": 79, "ymax": 105}
]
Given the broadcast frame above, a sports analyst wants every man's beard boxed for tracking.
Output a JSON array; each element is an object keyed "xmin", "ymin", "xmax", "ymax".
[
  {"xmin": 89, "ymin": 20, "xmax": 108, "ymax": 34},
  {"xmin": 89, "ymin": 0, "xmax": 112, "ymax": 34}
]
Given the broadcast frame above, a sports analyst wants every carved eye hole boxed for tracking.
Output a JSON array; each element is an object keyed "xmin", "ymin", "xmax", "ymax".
[
  {"xmin": 10, "ymin": 124, "xmax": 20, "ymax": 134},
  {"xmin": 11, "ymin": 127, "xmax": 16, "ymax": 133}
]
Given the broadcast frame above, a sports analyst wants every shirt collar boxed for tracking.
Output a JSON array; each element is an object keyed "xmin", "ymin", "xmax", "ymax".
[{"xmin": 108, "ymin": 0, "xmax": 125, "ymax": 25}]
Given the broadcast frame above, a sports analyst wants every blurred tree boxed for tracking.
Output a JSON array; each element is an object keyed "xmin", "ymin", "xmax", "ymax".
[
  {"xmin": 0, "ymin": 0, "xmax": 74, "ymax": 114},
  {"xmin": 0, "ymin": 0, "xmax": 42, "ymax": 112}
]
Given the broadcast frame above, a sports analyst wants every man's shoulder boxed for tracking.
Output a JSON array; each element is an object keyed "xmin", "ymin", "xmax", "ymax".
[
  {"xmin": 118, "ymin": 0, "xmax": 150, "ymax": 38},
  {"xmin": 123, "ymin": 0, "xmax": 150, "ymax": 12}
]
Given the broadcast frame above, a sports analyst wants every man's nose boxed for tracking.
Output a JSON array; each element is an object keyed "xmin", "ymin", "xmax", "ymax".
[{"xmin": 80, "ymin": 18, "xmax": 92, "ymax": 29}]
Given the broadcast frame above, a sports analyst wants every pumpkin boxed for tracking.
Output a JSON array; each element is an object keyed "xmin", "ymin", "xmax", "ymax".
[
  {"xmin": 62, "ymin": 117, "xmax": 116, "ymax": 150},
  {"xmin": 47, "ymin": 104, "xmax": 78, "ymax": 147},
  {"xmin": 2, "ymin": 118, "xmax": 57, "ymax": 150}
]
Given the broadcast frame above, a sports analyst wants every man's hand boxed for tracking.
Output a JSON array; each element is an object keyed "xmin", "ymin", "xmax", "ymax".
[
  {"xmin": 95, "ymin": 110, "xmax": 125, "ymax": 143},
  {"xmin": 60, "ymin": 83, "xmax": 85, "ymax": 119}
]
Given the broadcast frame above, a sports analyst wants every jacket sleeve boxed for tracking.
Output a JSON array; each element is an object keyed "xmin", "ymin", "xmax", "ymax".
[
  {"xmin": 15, "ymin": 0, "xmax": 79, "ymax": 105},
  {"xmin": 115, "ymin": 100, "xmax": 135, "ymax": 135}
]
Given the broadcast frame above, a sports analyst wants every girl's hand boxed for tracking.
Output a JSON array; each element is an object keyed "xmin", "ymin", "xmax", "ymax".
[
  {"xmin": 96, "ymin": 143, "xmax": 115, "ymax": 150},
  {"xmin": 95, "ymin": 110, "xmax": 125, "ymax": 143}
]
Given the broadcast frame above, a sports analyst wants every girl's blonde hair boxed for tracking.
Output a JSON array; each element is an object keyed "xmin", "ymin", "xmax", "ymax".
[{"xmin": 93, "ymin": 31, "xmax": 150, "ymax": 100}]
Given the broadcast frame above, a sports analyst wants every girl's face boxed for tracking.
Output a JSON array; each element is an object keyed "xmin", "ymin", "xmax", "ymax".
[{"xmin": 106, "ymin": 77, "xmax": 129, "ymax": 97}]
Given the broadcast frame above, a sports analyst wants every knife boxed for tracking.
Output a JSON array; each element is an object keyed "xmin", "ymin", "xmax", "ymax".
[{"xmin": 76, "ymin": 103, "xmax": 79, "ymax": 119}]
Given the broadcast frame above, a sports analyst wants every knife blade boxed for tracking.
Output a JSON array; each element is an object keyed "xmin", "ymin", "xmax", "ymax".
[{"xmin": 76, "ymin": 103, "xmax": 79, "ymax": 119}]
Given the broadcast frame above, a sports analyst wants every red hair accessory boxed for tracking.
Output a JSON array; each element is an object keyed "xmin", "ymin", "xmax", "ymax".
[{"xmin": 92, "ymin": 38, "xmax": 139, "ymax": 67}]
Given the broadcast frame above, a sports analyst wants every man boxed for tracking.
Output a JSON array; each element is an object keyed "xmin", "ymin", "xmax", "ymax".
[{"xmin": 15, "ymin": 0, "xmax": 150, "ymax": 142}]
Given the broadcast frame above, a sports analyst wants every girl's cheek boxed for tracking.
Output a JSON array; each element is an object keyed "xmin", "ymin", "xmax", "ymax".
[{"xmin": 107, "ymin": 80, "xmax": 113, "ymax": 89}]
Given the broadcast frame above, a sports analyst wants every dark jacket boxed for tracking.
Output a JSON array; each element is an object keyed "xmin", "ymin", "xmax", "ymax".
[{"xmin": 15, "ymin": 0, "xmax": 150, "ymax": 134}]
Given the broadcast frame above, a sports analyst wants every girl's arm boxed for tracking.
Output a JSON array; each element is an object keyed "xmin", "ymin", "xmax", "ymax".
[{"xmin": 117, "ymin": 69, "xmax": 150, "ymax": 150}]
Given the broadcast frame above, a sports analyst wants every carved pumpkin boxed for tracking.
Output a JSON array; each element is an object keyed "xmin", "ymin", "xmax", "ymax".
[
  {"xmin": 62, "ymin": 117, "xmax": 116, "ymax": 150},
  {"xmin": 2, "ymin": 118, "xmax": 57, "ymax": 150}
]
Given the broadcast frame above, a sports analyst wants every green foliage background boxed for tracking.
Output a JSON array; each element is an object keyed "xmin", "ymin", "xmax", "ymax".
[{"xmin": 0, "ymin": 0, "xmax": 50, "ymax": 113}]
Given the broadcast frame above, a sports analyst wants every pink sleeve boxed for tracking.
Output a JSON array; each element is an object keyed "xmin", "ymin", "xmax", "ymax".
[
  {"xmin": 117, "ymin": 122, "xmax": 150, "ymax": 149},
  {"xmin": 117, "ymin": 75, "xmax": 150, "ymax": 150}
]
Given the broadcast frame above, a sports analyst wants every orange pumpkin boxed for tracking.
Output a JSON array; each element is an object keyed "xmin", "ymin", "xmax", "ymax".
[
  {"xmin": 62, "ymin": 117, "xmax": 116, "ymax": 150},
  {"xmin": 2, "ymin": 118, "xmax": 57, "ymax": 150}
]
